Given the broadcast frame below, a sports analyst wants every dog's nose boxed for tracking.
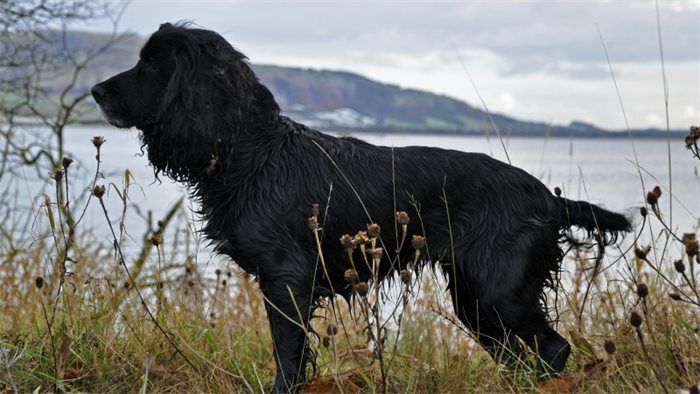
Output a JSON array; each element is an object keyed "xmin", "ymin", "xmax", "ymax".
[{"xmin": 91, "ymin": 84, "xmax": 106, "ymax": 102}]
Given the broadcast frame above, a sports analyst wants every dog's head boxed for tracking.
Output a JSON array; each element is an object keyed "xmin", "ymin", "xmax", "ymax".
[{"xmin": 91, "ymin": 22, "xmax": 279, "ymax": 180}]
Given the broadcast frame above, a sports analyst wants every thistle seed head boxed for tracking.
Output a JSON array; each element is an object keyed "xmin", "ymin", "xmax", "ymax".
[
  {"xmin": 629, "ymin": 310, "xmax": 643, "ymax": 328},
  {"xmin": 603, "ymin": 340, "xmax": 616, "ymax": 355},
  {"xmin": 367, "ymin": 223, "xmax": 381, "ymax": 239},
  {"xmin": 674, "ymin": 259, "xmax": 686, "ymax": 273},
  {"xmin": 62, "ymin": 157, "xmax": 73, "ymax": 169},
  {"xmin": 636, "ymin": 283, "xmax": 648, "ymax": 299},
  {"xmin": 307, "ymin": 216, "xmax": 318, "ymax": 231},
  {"xmin": 411, "ymin": 235, "xmax": 426, "ymax": 250},
  {"xmin": 682, "ymin": 233, "xmax": 699, "ymax": 257},
  {"xmin": 634, "ymin": 244, "xmax": 650, "ymax": 260},
  {"xmin": 150, "ymin": 233, "xmax": 163, "ymax": 246},
  {"xmin": 400, "ymin": 269, "xmax": 412, "ymax": 284},
  {"xmin": 646, "ymin": 186, "xmax": 662, "ymax": 206},
  {"xmin": 368, "ymin": 247, "xmax": 383, "ymax": 261},
  {"xmin": 396, "ymin": 211, "xmax": 410, "ymax": 226},
  {"xmin": 326, "ymin": 324, "xmax": 338, "ymax": 336},
  {"xmin": 354, "ymin": 231, "xmax": 369, "ymax": 246},
  {"xmin": 52, "ymin": 169, "xmax": 64, "ymax": 182},
  {"xmin": 353, "ymin": 282, "xmax": 369, "ymax": 297},
  {"xmin": 91, "ymin": 136, "xmax": 105, "ymax": 148},
  {"xmin": 92, "ymin": 185, "xmax": 106, "ymax": 198},
  {"xmin": 344, "ymin": 269, "xmax": 359, "ymax": 284},
  {"xmin": 340, "ymin": 234, "xmax": 355, "ymax": 250}
]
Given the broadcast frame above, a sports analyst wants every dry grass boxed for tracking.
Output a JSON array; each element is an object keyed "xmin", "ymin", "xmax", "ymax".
[{"xmin": 2, "ymin": 129, "xmax": 700, "ymax": 393}]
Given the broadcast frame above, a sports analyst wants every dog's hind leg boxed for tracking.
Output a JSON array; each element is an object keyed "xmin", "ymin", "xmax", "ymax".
[
  {"xmin": 446, "ymin": 270, "xmax": 525, "ymax": 368},
  {"xmin": 259, "ymin": 270, "xmax": 315, "ymax": 393},
  {"xmin": 479, "ymin": 233, "xmax": 570, "ymax": 377}
]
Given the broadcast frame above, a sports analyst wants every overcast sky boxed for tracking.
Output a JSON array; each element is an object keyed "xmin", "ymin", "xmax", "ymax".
[{"xmin": 83, "ymin": 0, "xmax": 699, "ymax": 130}]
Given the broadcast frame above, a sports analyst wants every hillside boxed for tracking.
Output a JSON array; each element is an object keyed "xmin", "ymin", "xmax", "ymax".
[{"xmin": 1, "ymin": 30, "xmax": 681, "ymax": 137}]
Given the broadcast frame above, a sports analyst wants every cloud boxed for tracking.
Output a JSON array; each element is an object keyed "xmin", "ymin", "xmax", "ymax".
[
  {"xmin": 497, "ymin": 92, "xmax": 517, "ymax": 112},
  {"xmin": 74, "ymin": 1, "xmax": 698, "ymax": 129},
  {"xmin": 684, "ymin": 105, "xmax": 700, "ymax": 121},
  {"xmin": 85, "ymin": 1, "xmax": 699, "ymax": 77}
]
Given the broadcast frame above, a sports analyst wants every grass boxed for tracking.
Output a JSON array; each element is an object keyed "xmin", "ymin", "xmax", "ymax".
[{"xmin": 1, "ymin": 128, "xmax": 700, "ymax": 394}]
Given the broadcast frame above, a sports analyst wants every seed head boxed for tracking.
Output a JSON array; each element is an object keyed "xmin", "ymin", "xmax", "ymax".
[
  {"xmin": 91, "ymin": 185, "xmax": 106, "ymax": 198},
  {"xmin": 686, "ymin": 126, "xmax": 700, "ymax": 148},
  {"xmin": 326, "ymin": 324, "xmax": 338, "ymax": 336},
  {"xmin": 396, "ymin": 211, "xmax": 410, "ymax": 226},
  {"xmin": 367, "ymin": 223, "xmax": 381, "ymax": 239},
  {"xmin": 150, "ymin": 233, "xmax": 163, "ymax": 246},
  {"xmin": 307, "ymin": 216, "xmax": 318, "ymax": 231},
  {"xmin": 682, "ymin": 233, "xmax": 699, "ymax": 257},
  {"xmin": 368, "ymin": 247, "xmax": 383, "ymax": 261},
  {"xmin": 669, "ymin": 292, "xmax": 682, "ymax": 301},
  {"xmin": 215, "ymin": 269, "xmax": 221, "ymax": 276},
  {"xmin": 400, "ymin": 269, "xmax": 412, "ymax": 284},
  {"xmin": 691, "ymin": 125, "xmax": 700, "ymax": 137},
  {"xmin": 674, "ymin": 259, "xmax": 686, "ymax": 273},
  {"xmin": 634, "ymin": 244, "xmax": 650, "ymax": 260},
  {"xmin": 322, "ymin": 336, "xmax": 331, "ymax": 348},
  {"xmin": 52, "ymin": 169, "xmax": 64, "ymax": 182},
  {"xmin": 629, "ymin": 310, "xmax": 643, "ymax": 328},
  {"xmin": 554, "ymin": 186, "xmax": 562, "ymax": 197},
  {"xmin": 91, "ymin": 136, "xmax": 105, "ymax": 148},
  {"xmin": 35, "ymin": 277, "xmax": 44, "ymax": 289},
  {"xmin": 646, "ymin": 186, "xmax": 662, "ymax": 206},
  {"xmin": 603, "ymin": 340, "xmax": 616, "ymax": 355},
  {"xmin": 340, "ymin": 234, "xmax": 355, "ymax": 250},
  {"xmin": 411, "ymin": 235, "xmax": 426, "ymax": 250},
  {"xmin": 353, "ymin": 282, "xmax": 369, "ymax": 297},
  {"xmin": 344, "ymin": 269, "xmax": 359, "ymax": 283},
  {"xmin": 62, "ymin": 157, "xmax": 73, "ymax": 169},
  {"xmin": 636, "ymin": 283, "xmax": 648, "ymax": 299},
  {"xmin": 311, "ymin": 203, "xmax": 320, "ymax": 218},
  {"xmin": 640, "ymin": 207, "xmax": 647, "ymax": 217},
  {"xmin": 354, "ymin": 230, "xmax": 369, "ymax": 246}
]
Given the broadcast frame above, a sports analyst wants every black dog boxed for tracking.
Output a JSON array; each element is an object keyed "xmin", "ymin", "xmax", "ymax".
[{"xmin": 92, "ymin": 22, "xmax": 631, "ymax": 392}]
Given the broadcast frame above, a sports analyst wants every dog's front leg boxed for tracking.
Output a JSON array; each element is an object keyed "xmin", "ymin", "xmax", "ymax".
[{"xmin": 259, "ymin": 274, "xmax": 313, "ymax": 393}]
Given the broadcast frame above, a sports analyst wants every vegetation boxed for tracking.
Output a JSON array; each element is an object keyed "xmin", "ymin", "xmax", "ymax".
[{"xmin": 1, "ymin": 2, "xmax": 699, "ymax": 393}]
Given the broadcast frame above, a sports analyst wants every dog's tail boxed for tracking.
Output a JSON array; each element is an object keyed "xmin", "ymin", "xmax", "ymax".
[{"xmin": 556, "ymin": 197, "xmax": 631, "ymax": 243}]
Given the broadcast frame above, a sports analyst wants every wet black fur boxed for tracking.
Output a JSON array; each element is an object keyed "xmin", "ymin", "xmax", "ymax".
[{"xmin": 92, "ymin": 22, "xmax": 632, "ymax": 393}]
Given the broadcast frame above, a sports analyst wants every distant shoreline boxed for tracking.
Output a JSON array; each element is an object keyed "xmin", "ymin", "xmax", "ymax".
[
  {"xmin": 8, "ymin": 118, "xmax": 690, "ymax": 140},
  {"xmin": 324, "ymin": 126, "xmax": 690, "ymax": 140}
]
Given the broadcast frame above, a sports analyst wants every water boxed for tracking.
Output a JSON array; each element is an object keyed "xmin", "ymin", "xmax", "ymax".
[{"xmin": 7, "ymin": 125, "xmax": 700, "ymax": 265}]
